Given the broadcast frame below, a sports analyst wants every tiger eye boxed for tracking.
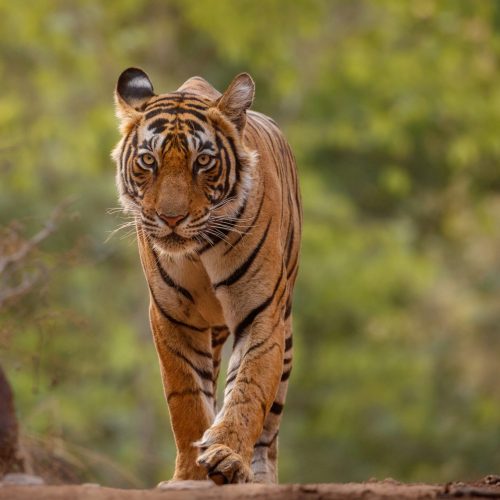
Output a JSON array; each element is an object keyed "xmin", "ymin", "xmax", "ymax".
[
  {"xmin": 197, "ymin": 154, "xmax": 211, "ymax": 166},
  {"xmin": 141, "ymin": 153, "xmax": 155, "ymax": 166}
]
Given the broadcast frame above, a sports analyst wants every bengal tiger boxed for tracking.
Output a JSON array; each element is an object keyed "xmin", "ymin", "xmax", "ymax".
[{"xmin": 112, "ymin": 67, "xmax": 302, "ymax": 485}]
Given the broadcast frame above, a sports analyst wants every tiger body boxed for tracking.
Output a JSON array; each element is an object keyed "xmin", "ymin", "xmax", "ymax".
[{"xmin": 112, "ymin": 69, "xmax": 301, "ymax": 484}]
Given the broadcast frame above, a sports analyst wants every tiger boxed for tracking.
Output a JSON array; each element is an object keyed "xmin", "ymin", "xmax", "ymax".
[{"xmin": 112, "ymin": 67, "xmax": 302, "ymax": 485}]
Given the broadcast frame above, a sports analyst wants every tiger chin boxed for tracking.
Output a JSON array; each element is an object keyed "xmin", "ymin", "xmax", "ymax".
[{"xmin": 112, "ymin": 67, "xmax": 302, "ymax": 485}]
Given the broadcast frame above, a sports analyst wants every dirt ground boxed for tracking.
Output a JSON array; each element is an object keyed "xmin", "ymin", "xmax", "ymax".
[{"xmin": 1, "ymin": 476, "xmax": 500, "ymax": 500}]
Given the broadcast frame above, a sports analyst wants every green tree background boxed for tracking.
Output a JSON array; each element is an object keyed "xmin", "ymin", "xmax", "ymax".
[{"xmin": 1, "ymin": 0, "xmax": 499, "ymax": 486}]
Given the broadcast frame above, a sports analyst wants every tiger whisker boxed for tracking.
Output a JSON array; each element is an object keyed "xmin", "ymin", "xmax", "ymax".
[
  {"xmin": 119, "ymin": 228, "xmax": 139, "ymax": 241},
  {"xmin": 106, "ymin": 206, "xmax": 135, "ymax": 215},
  {"xmin": 105, "ymin": 220, "xmax": 138, "ymax": 242},
  {"xmin": 197, "ymin": 232, "xmax": 214, "ymax": 248},
  {"xmin": 210, "ymin": 220, "xmax": 257, "ymax": 230},
  {"xmin": 203, "ymin": 228, "xmax": 235, "ymax": 249},
  {"xmin": 206, "ymin": 223, "xmax": 248, "ymax": 236},
  {"xmin": 212, "ymin": 196, "xmax": 238, "ymax": 210},
  {"xmin": 208, "ymin": 219, "xmax": 257, "ymax": 231},
  {"xmin": 137, "ymin": 226, "xmax": 157, "ymax": 250},
  {"xmin": 211, "ymin": 215, "xmax": 255, "ymax": 223}
]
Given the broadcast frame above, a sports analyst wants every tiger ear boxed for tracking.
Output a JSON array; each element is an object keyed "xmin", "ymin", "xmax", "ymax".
[
  {"xmin": 114, "ymin": 68, "xmax": 155, "ymax": 129},
  {"xmin": 217, "ymin": 73, "xmax": 255, "ymax": 131}
]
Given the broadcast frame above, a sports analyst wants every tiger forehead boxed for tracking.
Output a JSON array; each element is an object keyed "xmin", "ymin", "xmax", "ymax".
[
  {"xmin": 147, "ymin": 91, "xmax": 212, "ymax": 107},
  {"xmin": 144, "ymin": 92, "xmax": 212, "ymax": 118},
  {"xmin": 140, "ymin": 91, "xmax": 214, "ymax": 138},
  {"xmin": 136, "ymin": 92, "xmax": 217, "ymax": 155}
]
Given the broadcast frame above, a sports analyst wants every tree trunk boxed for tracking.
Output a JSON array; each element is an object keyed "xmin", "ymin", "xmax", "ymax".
[{"xmin": 0, "ymin": 365, "xmax": 24, "ymax": 476}]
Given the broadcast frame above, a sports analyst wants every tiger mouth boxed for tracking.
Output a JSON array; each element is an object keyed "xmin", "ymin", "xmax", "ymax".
[{"xmin": 155, "ymin": 233, "xmax": 189, "ymax": 245}]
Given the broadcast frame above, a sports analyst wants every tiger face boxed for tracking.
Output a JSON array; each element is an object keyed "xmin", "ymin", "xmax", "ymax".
[{"xmin": 112, "ymin": 68, "xmax": 257, "ymax": 255}]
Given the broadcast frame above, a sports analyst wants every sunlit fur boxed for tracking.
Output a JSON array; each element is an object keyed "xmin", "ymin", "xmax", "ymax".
[{"xmin": 112, "ymin": 70, "xmax": 302, "ymax": 484}]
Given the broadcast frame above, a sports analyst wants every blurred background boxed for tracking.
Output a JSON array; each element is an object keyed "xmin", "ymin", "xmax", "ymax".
[{"xmin": 1, "ymin": 0, "xmax": 500, "ymax": 487}]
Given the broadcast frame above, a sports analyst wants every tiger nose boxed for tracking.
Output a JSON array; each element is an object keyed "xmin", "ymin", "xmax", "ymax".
[{"xmin": 156, "ymin": 211, "xmax": 187, "ymax": 228}]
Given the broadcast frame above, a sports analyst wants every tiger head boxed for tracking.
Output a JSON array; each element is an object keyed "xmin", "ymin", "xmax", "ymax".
[{"xmin": 112, "ymin": 68, "xmax": 257, "ymax": 255}]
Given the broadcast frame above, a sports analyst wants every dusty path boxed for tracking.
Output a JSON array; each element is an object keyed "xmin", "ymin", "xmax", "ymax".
[{"xmin": 1, "ymin": 477, "xmax": 500, "ymax": 500}]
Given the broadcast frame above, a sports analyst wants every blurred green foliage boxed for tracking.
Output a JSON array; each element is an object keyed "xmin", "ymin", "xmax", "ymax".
[{"xmin": 1, "ymin": 0, "xmax": 500, "ymax": 486}]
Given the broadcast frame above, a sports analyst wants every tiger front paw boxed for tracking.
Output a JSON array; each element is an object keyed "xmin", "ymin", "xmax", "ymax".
[{"xmin": 196, "ymin": 444, "xmax": 252, "ymax": 485}]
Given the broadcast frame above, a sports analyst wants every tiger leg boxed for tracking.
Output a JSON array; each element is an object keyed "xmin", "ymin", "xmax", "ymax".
[
  {"xmin": 211, "ymin": 325, "xmax": 230, "ymax": 411},
  {"xmin": 150, "ymin": 304, "xmax": 215, "ymax": 481},
  {"xmin": 252, "ymin": 318, "xmax": 293, "ymax": 483},
  {"xmin": 195, "ymin": 278, "xmax": 287, "ymax": 484}
]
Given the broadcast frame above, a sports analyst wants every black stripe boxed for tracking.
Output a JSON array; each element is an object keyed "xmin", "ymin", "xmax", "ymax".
[
  {"xmin": 144, "ymin": 106, "xmax": 209, "ymax": 123},
  {"xmin": 234, "ymin": 267, "xmax": 284, "ymax": 343},
  {"xmin": 287, "ymin": 253, "xmax": 299, "ymax": 282},
  {"xmin": 225, "ymin": 135, "xmax": 240, "ymax": 184},
  {"xmin": 212, "ymin": 335, "xmax": 229, "ymax": 347},
  {"xmin": 167, "ymin": 388, "xmax": 213, "ymax": 402},
  {"xmin": 143, "ymin": 108, "xmax": 170, "ymax": 120},
  {"xmin": 147, "ymin": 100, "xmax": 209, "ymax": 112},
  {"xmin": 214, "ymin": 219, "xmax": 271, "ymax": 289},
  {"xmin": 270, "ymin": 402, "xmax": 284, "ymax": 415},
  {"xmin": 119, "ymin": 129, "xmax": 132, "ymax": 175},
  {"xmin": 148, "ymin": 118, "xmax": 169, "ymax": 134},
  {"xmin": 285, "ymin": 225, "xmax": 294, "ymax": 268},
  {"xmin": 122, "ymin": 135, "xmax": 135, "ymax": 196},
  {"xmin": 187, "ymin": 119, "xmax": 206, "ymax": 133},
  {"xmin": 254, "ymin": 431, "xmax": 279, "ymax": 448},
  {"xmin": 150, "ymin": 286, "xmax": 207, "ymax": 332},
  {"xmin": 129, "ymin": 132, "xmax": 140, "ymax": 197},
  {"xmin": 212, "ymin": 325, "xmax": 228, "ymax": 334},
  {"xmin": 241, "ymin": 312, "xmax": 283, "ymax": 362},
  {"xmin": 223, "ymin": 188, "xmax": 265, "ymax": 256},
  {"xmin": 220, "ymin": 142, "xmax": 232, "ymax": 198},
  {"xmin": 225, "ymin": 371, "xmax": 237, "ymax": 386},
  {"xmin": 281, "ymin": 368, "xmax": 291, "ymax": 381},
  {"xmin": 142, "ymin": 105, "xmax": 190, "ymax": 120},
  {"xmin": 275, "ymin": 279, "xmax": 288, "ymax": 310},
  {"xmin": 285, "ymin": 336, "xmax": 293, "ymax": 352},
  {"xmin": 186, "ymin": 341, "xmax": 212, "ymax": 359},
  {"xmin": 165, "ymin": 344, "xmax": 213, "ymax": 381},
  {"xmin": 247, "ymin": 341, "xmax": 281, "ymax": 363},
  {"xmin": 148, "ymin": 94, "xmax": 209, "ymax": 108},
  {"xmin": 215, "ymin": 131, "xmax": 233, "ymax": 199},
  {"xmin": 152, "ymin": 249, "xmax": 195, "ymax": 303},
  {"xmin": 189, "ymin": 210, "xmax": 210, "ymax": 227}
]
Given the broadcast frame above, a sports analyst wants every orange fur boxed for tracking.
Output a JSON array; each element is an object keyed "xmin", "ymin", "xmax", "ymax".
[{"xmin": 112, "ymin": 69, "xmax": 301, "ymax": 484}]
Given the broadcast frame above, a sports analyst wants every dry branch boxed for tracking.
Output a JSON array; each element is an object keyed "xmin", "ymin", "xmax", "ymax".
[
  {"xmin": 0, "ymin": 201, "xmax": 68, "ymax": 310},
  {"xmin": 0, "ymin": 365, "xmax": 24, "ymax": 476}
]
